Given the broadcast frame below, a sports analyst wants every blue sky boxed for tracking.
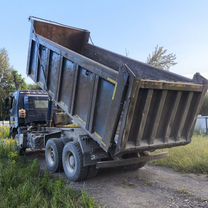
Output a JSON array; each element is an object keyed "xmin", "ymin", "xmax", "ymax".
[{"xmin": 0, "ymin": 0, "xmax": 207, "ymax": 83}]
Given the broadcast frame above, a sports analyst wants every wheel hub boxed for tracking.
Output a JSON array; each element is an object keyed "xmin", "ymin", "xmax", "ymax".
[
  {"xmin": 66, "ymin": 153, "xmax": 76, "ymax": 174},
  {"xmin": 69, "ymin": 155, "xmax": 75, "ymax": 168},
  {"xmin": 47, "ymin": 147, "xmax": 55, "ymax": 166}
]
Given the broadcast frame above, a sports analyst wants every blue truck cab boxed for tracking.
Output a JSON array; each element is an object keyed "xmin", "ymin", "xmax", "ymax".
[{"xmin": 9, "ymin": 90, "xmax": 49, "ymax": 136}]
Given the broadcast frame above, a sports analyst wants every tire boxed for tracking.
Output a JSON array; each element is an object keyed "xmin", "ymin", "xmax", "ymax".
[
  {"xmin": 62, "ymin": 142, "xmax": 89, "ymax": 181},
  {"xmin": 45, "ymin": 138, "xmax": 64, "ymax": 173}
]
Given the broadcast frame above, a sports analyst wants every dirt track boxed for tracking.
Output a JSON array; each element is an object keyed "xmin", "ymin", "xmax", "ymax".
[{"xmin": 28, "ymin": 151, "xmax": 208, "ymax": 208}]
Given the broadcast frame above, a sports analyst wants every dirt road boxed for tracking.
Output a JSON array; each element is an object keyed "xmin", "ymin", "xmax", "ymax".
[{"xmin": 29, "ymin": 151, "xmax": 208, "ymax": 208}]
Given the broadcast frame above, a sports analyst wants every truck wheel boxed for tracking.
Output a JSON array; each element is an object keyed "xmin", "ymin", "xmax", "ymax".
[
  {"xmin": 45, "ymin": 139, "xmax": 64, "ymax": 173},
  {"xmin": 62, "ymin": 142, "xmax": 88, "ymax": 181}
]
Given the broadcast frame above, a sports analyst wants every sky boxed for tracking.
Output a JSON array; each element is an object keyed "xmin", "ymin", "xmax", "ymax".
[{"xmin": 0, "ymin": 0, "xmax": 207, "ymax": 83}]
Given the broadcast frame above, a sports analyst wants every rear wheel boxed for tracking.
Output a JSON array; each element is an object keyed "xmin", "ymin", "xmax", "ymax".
[
  {"xmin": 62, "ymin": 142, "xmax": 89, "ymax": 181},
  {"xmin": 45, "ymin": 138, "xmax": 64, "ymax": 173}
]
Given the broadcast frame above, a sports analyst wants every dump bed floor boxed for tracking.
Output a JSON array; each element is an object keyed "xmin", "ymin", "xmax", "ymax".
[{"xmin": 82, "ymin": 44, "xmax": 193, "ymax": 82}]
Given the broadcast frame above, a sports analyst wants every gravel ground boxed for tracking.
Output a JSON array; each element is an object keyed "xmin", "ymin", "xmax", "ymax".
[{"xmin": 27, "ymin": 151, "xmax": 208, "ymax": 208}]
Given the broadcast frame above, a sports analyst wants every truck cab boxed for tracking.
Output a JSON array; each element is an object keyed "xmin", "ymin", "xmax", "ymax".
[{"xmin": 8, "ymin": 90, "xmax": 49, "ymax": 136}]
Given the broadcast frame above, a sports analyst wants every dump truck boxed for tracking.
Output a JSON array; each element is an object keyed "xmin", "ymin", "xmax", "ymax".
[{"xmin": 12, "ymin": 17, "xmax": 208, "ymax": 181}]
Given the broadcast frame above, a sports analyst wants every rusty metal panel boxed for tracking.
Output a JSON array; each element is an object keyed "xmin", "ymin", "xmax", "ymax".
[{"xmin": 33, "ymin": 18, "xmax": 90, "ymax": 53}]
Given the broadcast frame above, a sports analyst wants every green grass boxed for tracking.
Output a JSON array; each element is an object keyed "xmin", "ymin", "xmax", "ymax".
[
  {"xmin": 153, "ymin": 135, "xmax": 208, "ymax": 174},
  {"xmin": 0, "ymin": 127, "xmax": 97, "ymax": 208},
  {"xmin": 0, "ymin": 126, "xmax": 10, "ymax": 139}
]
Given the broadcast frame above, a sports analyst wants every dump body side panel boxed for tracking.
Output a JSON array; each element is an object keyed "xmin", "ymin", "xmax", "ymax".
[{"xmin": 27, "ymin": 29, "xmax": 128, "ymax": 152}]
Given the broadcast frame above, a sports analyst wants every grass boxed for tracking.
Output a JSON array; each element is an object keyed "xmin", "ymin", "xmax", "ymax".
[
  {"xmin": 0, "ymin": 126, "xmax": 10, "ymax": 139},
  {"xmin": 153, "ymin": 135, "xmax": 208, "ymax": 174},
  {"xmin": 0, "ymin": 127, "xmax": 97, "ymax": 208}
]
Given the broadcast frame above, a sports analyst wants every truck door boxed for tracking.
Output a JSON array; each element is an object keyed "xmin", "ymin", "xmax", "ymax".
[{"xmin": 10, "ymin": 94, "xmax": 19, "ymax": 128}]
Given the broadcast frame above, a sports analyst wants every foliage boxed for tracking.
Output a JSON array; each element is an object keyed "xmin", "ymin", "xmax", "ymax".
[
  {"xmin": 10, "ymin": 69, "xmax": 27, "ymax": 90},
  {"xmin": 147, "ymin": 45, "xmax": 177, "ymax": 70},
  {"xmin": 0, "ymin": 48, "xmax": 28, "ymax": 120},
  {"xmin": 152, "ymin": 135, "xmax": 208, "ymax": 174},
  {"xmin": 27, "ymin": 83, "xmax": 41, "ymax": 90},
  {"xmin": 0, "ymin": 126, "xmax": 10, "ymax": 139},
  {"xmin": 0, "ymin": 49, "xmax": 12, "ymax": 120},
  {"xmin": 0, "ymin": 49, "xmax": 27, "ymax": 91},
  {"xmin": 0, "ymin": 131, "xmax": 97, "ymax": 208},
  {"xmin": 199, "ymin": 93, "xmax": 208, "ymax": 116}
]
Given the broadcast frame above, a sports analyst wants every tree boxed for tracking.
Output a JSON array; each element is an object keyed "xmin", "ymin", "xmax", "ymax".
[
  {"xmin": 0, "ymin": 49, "xmax": 12, "ymax": 120},
  {"xmin": 10, "ymin": 69, "xmax": 27, "ymax": 90},
  {"xmin": 146, "ymin": 45, "xmax": 177, "ymax": 70},
  {"xmin": 0, "ymin": 48, "xmax": 27, "ymax": 120}
]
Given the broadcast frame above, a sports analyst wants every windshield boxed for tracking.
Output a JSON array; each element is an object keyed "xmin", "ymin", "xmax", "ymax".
[{"xmin": 34, "ymin": 100, "xmax": 48, "ymax": 109}]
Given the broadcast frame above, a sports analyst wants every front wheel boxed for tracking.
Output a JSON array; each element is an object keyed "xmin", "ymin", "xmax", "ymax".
[
  {"xmin": 62, "ymin": 142, "xmax": 88, "ymax": 181},
  {"xmin": 45, "ymin": 138, "xmax": 64, "ymax": 173}
]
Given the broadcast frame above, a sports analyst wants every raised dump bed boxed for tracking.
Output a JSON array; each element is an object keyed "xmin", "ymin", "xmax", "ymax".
[{"xmin": 27, "ymin": 17, "xmax": 207, "ymax": 157}]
